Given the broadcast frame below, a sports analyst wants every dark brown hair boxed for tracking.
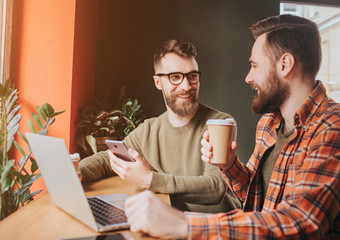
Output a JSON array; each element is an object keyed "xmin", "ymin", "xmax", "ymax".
[
  {"xmin": 153, "ymin": 39, "xmax": 197, "ymax": 68},
  {"xmin": 250, "ymin": 14, "xmax": 322, "ymax": 80}
]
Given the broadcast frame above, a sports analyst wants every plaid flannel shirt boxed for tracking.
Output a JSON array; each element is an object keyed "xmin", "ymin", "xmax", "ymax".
[{"xmin": 185, "ymin": 81, "xmax": 340, "ymax": 239}]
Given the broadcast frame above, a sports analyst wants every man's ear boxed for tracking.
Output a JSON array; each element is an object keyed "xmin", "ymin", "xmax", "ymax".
[
  {"xmin": 153, "ymin": 75, "xmax": 162, "ymax": 90},
  {"xmin": 278, "ymin": 53, "xmax": 295, "ymax": 77}
]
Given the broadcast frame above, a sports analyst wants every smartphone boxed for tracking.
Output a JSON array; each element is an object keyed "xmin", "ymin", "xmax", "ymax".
[
  {"xmin": 105, "ymin": 140, "xmax": 135, "ymax": 162},
  {"xmin": 58, "ymin": 233, "xmax": 126, "ymax": 240}
]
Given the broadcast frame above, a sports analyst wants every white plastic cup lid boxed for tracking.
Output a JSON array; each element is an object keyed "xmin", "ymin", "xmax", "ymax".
[
  {"xmin": 206, "ymin": 118, "xmax": 235, "ymax": 125},
  {"xmin": 70, "ymin": 153, "xmax": 80, "ymax": 160}
]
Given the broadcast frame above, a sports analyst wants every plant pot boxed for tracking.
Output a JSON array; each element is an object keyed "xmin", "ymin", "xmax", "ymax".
[{"xmin": 95, "ymin": 136, "xmax": 117, "ymax": 152}]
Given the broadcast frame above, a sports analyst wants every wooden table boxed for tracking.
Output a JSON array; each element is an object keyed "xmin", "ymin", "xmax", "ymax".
[{"xmin": 0, "ymin": 176, "xmax": 169, "ymax": 240}]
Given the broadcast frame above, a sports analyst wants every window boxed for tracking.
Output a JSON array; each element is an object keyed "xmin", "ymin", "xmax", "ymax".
[
  {"xmin": 280, "ymin": 2, "xmax": 340, "ymax": 103},
  {"xmin": 0, "ymin": 0, "xmax": 13, "ymax": 84}
]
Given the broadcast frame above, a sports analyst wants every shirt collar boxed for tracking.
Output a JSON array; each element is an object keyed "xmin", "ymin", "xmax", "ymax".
[
  {"xmin": 270, "ymin": 80, "xmax": 327, "ymax": 130},
  {"xmin": 294, "ymin": 80, "xmax": 327, "ymax": 128}
]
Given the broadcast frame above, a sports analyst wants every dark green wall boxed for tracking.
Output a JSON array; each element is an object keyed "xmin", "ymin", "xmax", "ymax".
[{"xmin": 94, "ymin": 0, "xmax": 279, "ymax": 162}]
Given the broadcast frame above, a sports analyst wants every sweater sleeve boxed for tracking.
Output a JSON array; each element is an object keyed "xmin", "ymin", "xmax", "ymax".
[
  {"xmin": 78, "ymin": 150, "xmax": 116, "ymax": 182},
  {"xmin": 147, "ymin": 163, "xmax": 230, "ymax": 205}
]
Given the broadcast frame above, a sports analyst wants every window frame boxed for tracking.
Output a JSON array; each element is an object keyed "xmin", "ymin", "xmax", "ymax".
[
  {"xmin": 282, "ymin": 0, "xmax": 340, "ymax": 8},
  {"xmin": 0, "ymin": 0, "xmax": 13, "ymax": 84}
]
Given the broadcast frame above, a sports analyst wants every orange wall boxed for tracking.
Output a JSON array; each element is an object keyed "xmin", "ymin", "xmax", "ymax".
[
  {"xmin": 71, "ymin": 0, "xmax": 98, "ymax": 154},
  {"xmin": 10, "ymin": 0, "xmax": 98, "ymax": 195}
]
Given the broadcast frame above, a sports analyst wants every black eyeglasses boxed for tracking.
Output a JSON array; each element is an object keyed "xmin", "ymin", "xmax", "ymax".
[{"xmin": 155, "ymin": 71, "xmax": 201, "ymax": 85}]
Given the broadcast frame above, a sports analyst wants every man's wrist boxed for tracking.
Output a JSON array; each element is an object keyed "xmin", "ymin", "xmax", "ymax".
[
  {"xmin": 143, "ymin": 170, "xmax": 153, "ymax": 189},
  {"xmin": 220, "ymin": 155, "xmax": 237, "ymax": 172},
  {"xmin": 176, "ymin": 210, "xmax": 188, "ymax": 238},
  {"xmin": 184, "ymin": 211, "xmax": 219, "ymax": 238}
]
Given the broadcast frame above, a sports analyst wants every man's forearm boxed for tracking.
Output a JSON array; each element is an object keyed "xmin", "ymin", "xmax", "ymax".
[
  {"xmin": 148, "ymin": 171, "xmax": 228, "ymax": 205},
  {"xmin": 222, "ymin": 156, "xmax": 252, "ymax": 201},
  {"xmin": 78, "ymin": 151, "xmax": 115, "ymax": 182}
]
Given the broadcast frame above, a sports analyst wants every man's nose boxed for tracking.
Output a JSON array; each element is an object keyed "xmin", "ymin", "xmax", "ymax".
[
  {"xmin": 245, "ymin": 71, "xmax": 253, "ymax": 85},
  {"xmin": 179, "ymin": 77, "xmax": 191, "ymax": 91}
]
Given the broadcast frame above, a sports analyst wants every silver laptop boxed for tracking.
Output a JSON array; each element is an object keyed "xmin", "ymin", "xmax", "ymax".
[{"xmin": 26, "ymin": 133, "xmax": 129, "ymax": 232}]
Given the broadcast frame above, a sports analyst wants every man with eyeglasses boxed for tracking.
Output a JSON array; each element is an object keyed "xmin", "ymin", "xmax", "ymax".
[{"xmin": 79, "ymin": 39, "xmax": 241, "ymax": 213}]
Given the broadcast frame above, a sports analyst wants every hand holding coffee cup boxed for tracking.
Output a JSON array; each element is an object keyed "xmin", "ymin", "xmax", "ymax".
[{"xmin": 203, "ymin": 118, "xmax": 237, "ymax": 169}]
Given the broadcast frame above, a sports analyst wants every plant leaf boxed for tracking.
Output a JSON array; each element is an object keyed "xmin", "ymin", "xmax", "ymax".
[
  {"xmin": 22, "ymin": 189, "xmax": 43, "ymax": 204},
  {"xmin": 85, "ymin": 135, "xmax": 97, "ymax": 154},
  {"xmin": 27, "ymin": 119, "xmax": 37, "ymax": 133},
  {"xmin": 20, "ymin": 189, "xmax": 31, "ymax": 204},
  {"xmin": 51, "ymin": 110, "xmax": 65, "ymax": 117},
  {"xmin": 42, "ymin": 103, "xmax": 54, "ymax": 117},
  {"xmin": 107, "ymin": 116, "xmax": 119, "ymax": 121},
  {"xmin": 45, "ymin": 117, "xmax": 55, "ymax": 128},
  {"xmin": 5, "ymin": 92, "xmax": 18, "ymax": 115},
  {"xmin": 108, "ymin": 110, "xmax": 122, "ymax": 115},
  {"xmin": 36, "ymin": 106, "xmax": 47, "ymax": 122},
  {"xmin": 0, "ymin": 159, "xmax": 15, "ymax": 183},
  {"xmin": 14, "ymin": 140, "xmax": 25, "ymax": 156},
  {"xmin": 18, "ymin": 156, "xmax": 26, "ymax": 168},
  {"xmin": 7, "ymin": 113, "xmax": 21, "ymax": 132},
  {"xmin": 7, "ymin": 124, "xmax": 20, "ymax": 147},
  {"xmin": 99, "ymin": 127, "xmax": 109, "ymax": 132},
  {"xmin": 2, "ymin": 177, "xmax": 12, "ymax": 193},
  {"xmin": 32, "ymin": 112, "xmax": 43, "ymax": 129},
  {"xmin": 7, "ymin": 105, "xmax": 21, "ymax": 123},
  {"xmin": 22, "ymin": 173, "xmax": 41, "ymax": 186},
  {"xmin": 6, "ymin": 135, "xmax": 15, "ymax": 152},
  {"xmin": 18, "ymin": 131, "xmax": 29, "ymax": 144},
  {"xmin": 7, "ymin": 120, "xmax": 19, "ymax": 137},
  {"xmin": 31, "ymin": 161, "xmax": 38, "ymax": 173},
  {"xmin": 12, "ymin": 171, "xmax": 25, "ymax": 182}
]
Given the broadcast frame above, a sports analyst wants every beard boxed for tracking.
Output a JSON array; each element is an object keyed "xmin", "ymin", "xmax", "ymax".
[
  {"xmin": 251, "ymin": 69, "xmax": 290, "ymax": 115},
  {"xmin": 163, "ymin": 89, "xmax": 199, "ymax": 116}
]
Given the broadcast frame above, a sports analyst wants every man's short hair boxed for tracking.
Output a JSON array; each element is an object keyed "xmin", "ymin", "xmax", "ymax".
[
  {"xmin": 250, "ymin": 14, "xmax": 322, "ymax": 80},
  {"xmin": 153, "ymin": 40, "xmax": 197, "ymax": 69}
]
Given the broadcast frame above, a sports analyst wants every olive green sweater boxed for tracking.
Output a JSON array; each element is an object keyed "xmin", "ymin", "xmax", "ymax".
[{"xmin": 79, "ymin": 104, "xmax": 241, "ymax": 213}]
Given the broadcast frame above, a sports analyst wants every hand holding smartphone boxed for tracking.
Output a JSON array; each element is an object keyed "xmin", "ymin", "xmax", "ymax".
[{"xmin": 105, "ymin": 140, "xmax": 135, "ymax": 162}]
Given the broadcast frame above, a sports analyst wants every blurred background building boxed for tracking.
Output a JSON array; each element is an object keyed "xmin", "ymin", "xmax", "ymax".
[{"xmin": 281, "ymin": 2, "xmax": 340, "ymax": 102}]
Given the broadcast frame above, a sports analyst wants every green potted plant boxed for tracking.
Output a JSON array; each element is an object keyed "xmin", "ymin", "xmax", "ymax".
[
  {"xmin": 0, "ymin": 80, "xmax": 65, "ymax": 220},
  {"xmin": 75, "ymin": 96, "xmax": 145, "ymax": 157}
]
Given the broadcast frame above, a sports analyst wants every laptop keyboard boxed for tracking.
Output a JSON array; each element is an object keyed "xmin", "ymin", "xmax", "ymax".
[{"xmin": 87, "ymin": 197, "xmax": 127, "ymax": 226}]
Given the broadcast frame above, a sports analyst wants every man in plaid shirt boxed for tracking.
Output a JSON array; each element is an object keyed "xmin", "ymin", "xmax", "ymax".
[{"xmin": 123, "ymin": 14, "xmax": 340, "ymax": 239}]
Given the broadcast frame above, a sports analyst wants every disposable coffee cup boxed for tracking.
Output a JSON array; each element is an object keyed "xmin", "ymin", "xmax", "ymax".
[
  {"xmin": 70, "ymin": 153, "xmax": 80, "ymax": 171},
  {"xmin": 206, "ymin": 118, "xmax": 235, "ymax": 164}
]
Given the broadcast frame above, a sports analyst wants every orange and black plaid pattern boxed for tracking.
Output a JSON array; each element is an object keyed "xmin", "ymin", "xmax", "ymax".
[{"xmin": 185, "ymin": 81, "xmax": 340, "ymax": 239}]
